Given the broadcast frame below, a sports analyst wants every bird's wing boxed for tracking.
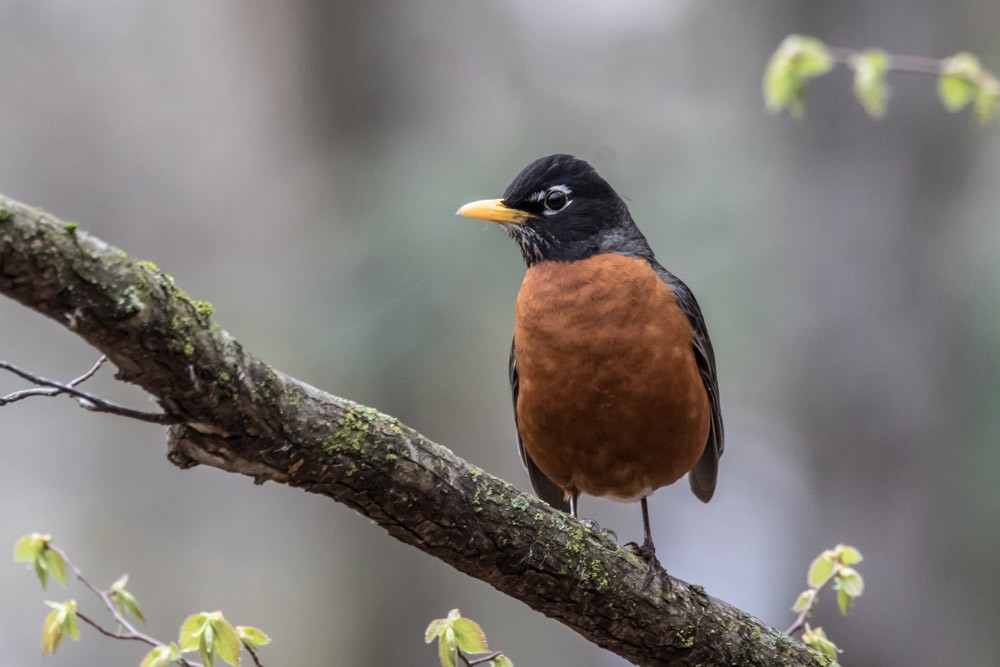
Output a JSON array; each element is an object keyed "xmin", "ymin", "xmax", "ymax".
[
  {"xmin": 651, "ymin": 262, "xmax": 724, "ymax": 502},
  {"xmin": 510, "ymin": 339, "xmax": 570, "ymax": 512}
]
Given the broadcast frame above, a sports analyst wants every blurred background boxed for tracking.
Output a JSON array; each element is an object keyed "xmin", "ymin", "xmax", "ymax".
[{"xmin": 2, "ymin": 1, "xmax": 999, "ymax": 665}]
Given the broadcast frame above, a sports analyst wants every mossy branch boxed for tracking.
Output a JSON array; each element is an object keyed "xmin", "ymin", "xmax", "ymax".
[{"xmin": 0, "ymin": 195, "xmax": 828, "ymax": 666}]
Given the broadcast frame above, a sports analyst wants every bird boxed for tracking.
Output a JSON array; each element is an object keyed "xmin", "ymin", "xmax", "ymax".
[{"xmin": 456, "ymin": 154, "xmax": 723, "ymax": 581}]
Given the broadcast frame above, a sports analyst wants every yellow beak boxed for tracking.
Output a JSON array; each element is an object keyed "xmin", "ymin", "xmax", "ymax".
[{"xmin": 455, "ymin": 198, "xmax": 533, "ymax": 225}]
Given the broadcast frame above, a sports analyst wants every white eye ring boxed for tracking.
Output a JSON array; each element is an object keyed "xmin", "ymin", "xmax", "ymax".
[
  {"xmin": 544, "ymin": 190, "xmax": 568, "ymax": 211},
  {"xmin": 540, "ymin": 184, "xmax": 572, "ymax": 215}
]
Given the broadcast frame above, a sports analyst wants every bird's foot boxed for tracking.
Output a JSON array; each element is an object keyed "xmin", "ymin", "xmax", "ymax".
[
  {"xmin": 578, "ymin": 517, "xmax": 617, "ymax": 542},
  {"xmin": 626, "ymin": 537, "xmax": 668, "ymax": 591}
]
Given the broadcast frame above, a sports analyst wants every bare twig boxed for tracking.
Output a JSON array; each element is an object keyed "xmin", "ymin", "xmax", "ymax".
[
  {"xmin": 827, "ymin": 46, "xmax": 943, "ymax": 75},
  {"xmin": 0, "ymin": 355, "xmax": 108, "ymax": 404},
  {"xmin": 244, "ymin": 643, "xmax": 264, "ymax": 667},
  {"xmin": 49, "ymin": 545, "xmax": 201, "ymax": 667},
  {"xmin": 0, "ymin": 359, "xmax": 177, "ymax": 424},
  {"xmin": 74, "ymin": 610, "xmax": 157, "ymax": 645},
  {"xmin": 462, "ymin": 650, "xmax": 505, "ymax": 665}
]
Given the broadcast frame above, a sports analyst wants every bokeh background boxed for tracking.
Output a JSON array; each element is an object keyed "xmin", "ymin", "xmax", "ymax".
[{"xmin": 2, "ymin": 1, "xmax": 999, "ymax": 665}]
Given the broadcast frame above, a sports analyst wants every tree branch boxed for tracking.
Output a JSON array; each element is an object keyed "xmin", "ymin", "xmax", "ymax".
[
  {"xmin": 0, "ymin": 195, "xmax": 825, "ymax": 666},
  {"xmin": 0, "ymin": 357, "xmax": 176, "ymax": 423}
]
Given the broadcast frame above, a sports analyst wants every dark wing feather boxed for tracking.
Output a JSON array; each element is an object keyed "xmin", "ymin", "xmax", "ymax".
[
  {"xmin": 651, "ymin": 261, "xmax": 724, "ymax": 503},
  {"xmin": 509, "ymin": 339, "xmax": 570, "ymax": 512}
]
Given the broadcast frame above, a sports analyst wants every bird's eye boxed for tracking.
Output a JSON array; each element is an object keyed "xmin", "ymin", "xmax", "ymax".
[{"xmin": 544, "ymin": 189, "xmax": 568, "ymax": 212}]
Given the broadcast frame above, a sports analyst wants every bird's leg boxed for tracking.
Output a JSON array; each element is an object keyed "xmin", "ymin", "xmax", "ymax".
[
  {"xmin": 639, "ymin": 496, "xmax": 657, "ymax": 560},
  {"xmin": 628, "ymin": 497, "xmax": 665, "ymax": 590},
  {"xmin": 569, "ymin": 492, "xmax": 618, "ymax": 541}
]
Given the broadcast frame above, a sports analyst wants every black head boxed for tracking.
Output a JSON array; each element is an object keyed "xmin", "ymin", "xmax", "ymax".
[{"xmin": 457, "ymin": 154, "xmax": 652, "ymax": 265}]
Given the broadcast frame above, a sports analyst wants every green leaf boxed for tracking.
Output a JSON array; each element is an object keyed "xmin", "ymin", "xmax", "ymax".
[
  {"xmin": 492, "ymin": 655, "xmax": 514, "ymax": 667},
  {"xmin": 782, "ymin": 36, "xmax": 835, "ymax": 78},
  {"xmin": 179, "ymin": 611, "xmax": 236, "ymax": 667},
  {"xmin": 837, "ymin": 567, "xmax": 865, "ymax": 597},
  {"xmin": 791, "ymin": 590, "xmax": 813, "ymax": 613},
  {"xmin": 939, "ymin": 76, "xmax": 977, "ymax": 112},
  {"xmin": 439, "ymin": 627, "xmax": 457, "ymax": 667},
  {"xmin": 237, "ymin": 625, "xmax": 271, "ymax": 647},
  {"xmin": 141, "ymin": 644, "xmax": 182, "ymax": 667},
  {"xmin": 764, "ymin": 35, "xmax": 835, "ymax": 118},
  {"xmin": 43, "ymin": 548, "xmax": 67, "ymax": 587},
  {"xmin": 179, "ymin": 613, "xmax": 210, "ymax": 652},
  {"xmin": 14, "ymin": 533, "xmax": 50, "ymax": 563},
  {"xmin": 425, "ymin": 618, "xmax": 449, "ymax": 643},
  {"xmin": 452, "ymin": 617, "xmax": 489, "ymax": 654},
  {"xmin": 34, "ymin": 554, "xmax": 49, "ymax": 589},
  {"xmin": 120, "ymin": 590, "xmax": 146, "ymax": 623},
  {"xmin": 110, "ymin": 575, "xmax": 145, "ymax": 623},
  {"xmin": 41, "ymin": 606, "xmax": 64, "ymax": 656},
  {"xmin": 211, "ymin": 615, "xmax": 242, "ymax": 667},
  {"xmin": 975, "ymin": 77, "xmax": 1000, "ymax": 123},
  {"xmin": 807, "ymin": 552, "xmax": 836, "ymax": 587},
  {"xmin": 802, "ymin": 624, "xmax": 840, "ymax": 660},
  {"xmin": 40, "ymin": 599, "xmax": 78, "ymax": 656},
  {"xmin": 852, "ymin": 49, "xmax": 890, "ymax": 118},
  {"xmin": 110, "ymin": 573, "xmax": 129, "ymax": 592},
  {"xmin": 939, "ymin": 52, "xmax": 983, "ymax": 112},
  {"xmin": 836, "ymin": 586, "xmax": 852, "ymax": 615},
  {"xmin": 428, "ymin": 609, "xmax": 483, "ymax": 667},
  {"xmin": 64, "ymin": 607, "xmax": 80, "ymax": 640},
  {"xmin": 764, "ymin": 53, "xmax": 796, "ymax": 113},
  {"xmin": 837, "ymin": 545, "xmax": 863, "ymax": 565},
  {"xmin": 202, "ymin": 621, "xmax": 216, "ymax": 666}
]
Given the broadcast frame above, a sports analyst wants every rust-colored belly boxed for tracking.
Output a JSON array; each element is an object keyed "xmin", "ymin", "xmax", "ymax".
[{"xmin": 514, "ymin": 253, "xmax": 710, "ymax": 502}]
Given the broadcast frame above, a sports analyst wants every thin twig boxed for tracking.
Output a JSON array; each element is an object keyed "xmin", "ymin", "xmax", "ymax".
[
  {"xmin": 827, "ymin": 46, "xmax": 943, "ymax": 75},
  {"xmin": 785, "ymin": 564, "xmax": 842, "ymax": 636},
  {"xmin": 72, "ymin": 355, "xmax": 109, "ymax": 386},
  {"xmin": 77, "ymin": 611, "xmax": 201, "ymax": 666},
  {"xmin": 0, "ymin": 355, "xmax": 108, "ymax": 404},
  {"xmin": 51, "ymin": 546, "xmax": 161, "ymax": 647},
  {"xmin": 75, "ymin": 611, "xmax": 153, "ymax": 644},
  {"xmin": 49, "ymin": 545, "xmax": 202, "ymax": 667},
  {"xmin": 465, "ymin": 650, "xmax": 505, "ymax": 665},
  {"xmin": 0, "ymin": 359, "xmax": 178, "ymax": 424},
  {"xmin": 244, "ymin": 642, "xmax": 264, "ymax": 667}
]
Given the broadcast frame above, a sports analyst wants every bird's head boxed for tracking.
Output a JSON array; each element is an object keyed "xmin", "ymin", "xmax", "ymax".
[{"xmin": 457, "ymin": 154, "xmax": 650, "ymax": 266}]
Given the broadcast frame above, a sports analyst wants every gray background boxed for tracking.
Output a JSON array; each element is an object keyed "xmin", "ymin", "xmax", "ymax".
[{"xmin": 2, "ymin": 1, "xmax": 999, "ymax": 665}]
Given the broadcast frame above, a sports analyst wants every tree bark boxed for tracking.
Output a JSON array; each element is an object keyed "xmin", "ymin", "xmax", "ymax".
[{"xmin": 0, "ymin": 195, "xmax": 827, "ymax": 666}]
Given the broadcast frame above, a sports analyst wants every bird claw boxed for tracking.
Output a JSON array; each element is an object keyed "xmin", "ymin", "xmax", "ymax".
[
  {"xmin": 578, "ymin": 518, "xmax": 617, "ymax": 542},
  {"xmin": 626, "ymin": 539, "xmax": 669, "ymax": 592}
]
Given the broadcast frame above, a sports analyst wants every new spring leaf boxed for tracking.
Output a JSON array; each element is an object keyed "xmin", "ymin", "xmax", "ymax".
[
  {"xmin": 853, "ymin": 49, "xmax": 891, "ymax": 117},
  {"xmin": 764, "ymin": 35, "xmax": 835, "ymax": 118}
]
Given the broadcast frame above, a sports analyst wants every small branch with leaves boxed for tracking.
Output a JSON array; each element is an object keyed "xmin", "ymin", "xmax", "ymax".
[
  {"xmin": 425, "ymin": 609, "xmax": 513, "ymax": 667},
  {"xmin": 13, "ymin": 533, "xmax": 271, "ymax": 667},
  {"xmin": 765, "ymin": 34, "xmax": 1000, "ymax": 123},
  {"xmin": 784, "ymin": 544, "xmax": 866, "ymax": 661}
]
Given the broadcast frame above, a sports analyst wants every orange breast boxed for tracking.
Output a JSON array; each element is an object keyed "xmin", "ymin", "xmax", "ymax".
[{"xmin": 514, "ymin": 253, "xmax": 710, "ymax": 502}]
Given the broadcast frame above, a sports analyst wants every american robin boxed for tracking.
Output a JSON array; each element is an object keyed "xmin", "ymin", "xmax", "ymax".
[{"xmin": 457, "ymin": 154, "xmax": 723, "ymax": 580}]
